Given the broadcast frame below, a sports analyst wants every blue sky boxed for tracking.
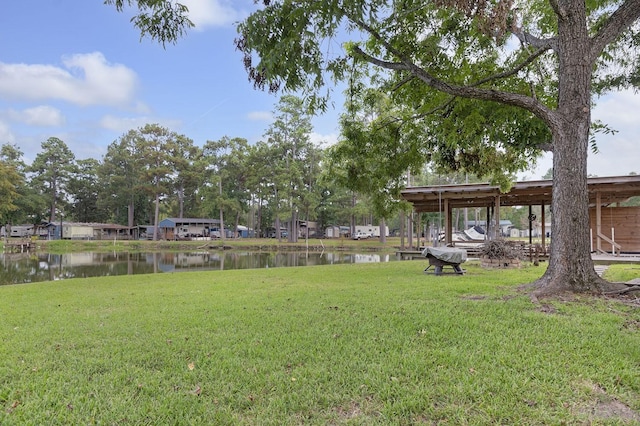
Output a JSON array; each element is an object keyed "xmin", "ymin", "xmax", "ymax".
[{"xmin": 0, "ymin": 0, "xmax": 638, "ymax": 179}]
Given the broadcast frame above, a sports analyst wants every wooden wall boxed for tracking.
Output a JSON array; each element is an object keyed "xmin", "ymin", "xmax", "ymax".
[{"xmin": 589, "ymin": 206, "xmax": 640, "ymax": 253}]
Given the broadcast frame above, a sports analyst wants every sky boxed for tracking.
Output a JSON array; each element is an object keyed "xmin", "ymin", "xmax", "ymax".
[{"xmin": 0, "ymin": 0, "xmax": 638, "ymax": 180}]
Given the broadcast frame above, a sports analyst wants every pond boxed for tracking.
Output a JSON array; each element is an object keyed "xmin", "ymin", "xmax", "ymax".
[{"xmin": 0, "ymin": 251, "xmax": 398, "ymax": 285}]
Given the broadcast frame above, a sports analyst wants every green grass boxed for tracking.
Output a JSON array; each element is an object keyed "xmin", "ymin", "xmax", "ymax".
[
  {"xmin": 1, "ymin": 261, "xmax": 639, "ymax": 424},
  {"xmin": 604, "ymin": 263, "xmax": 640, "ymax": 283},
  {"xmin": 2, "ymin": 237, "xmax": 405, "ymax": 254}
]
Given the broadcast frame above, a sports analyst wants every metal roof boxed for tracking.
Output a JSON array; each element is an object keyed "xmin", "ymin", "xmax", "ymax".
[
  {"xmin": 401, "ymin": 175, "xmax": 640, "ymax": 213},
  {"xmin": 158, "ymin": 218, "xmax": 221, "ymax": 227}
]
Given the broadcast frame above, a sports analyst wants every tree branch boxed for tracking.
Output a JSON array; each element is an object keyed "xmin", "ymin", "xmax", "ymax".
[
  {"xmin": 604, "ymin": 284, "xmax": 640, "ymax": 295},
  {"xmin": 351, "ymin": 46, "xmax": 410, "ymax": 71},
  {"xmin": 590, "ymin": 0, "xmax": 640, "ymax": 62},
  {"xmin": 512, "ymin": 29, "xmax": 557, "ymax": 51},
  {"xmin": 351, "ymin": 45, "xmax": 556, "ymax": 128},
  {"xmin": 345, "ymin": 9, "xmax": 557, "ymax": 129},
  {"xmin": 471, "ymin": 46, "xmax": 551, "ymax": 87}
]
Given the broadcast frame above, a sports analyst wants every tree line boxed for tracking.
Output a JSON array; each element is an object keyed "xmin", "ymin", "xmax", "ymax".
[{"xmin": 0, "ymin": 95, "xmax": 421, "ymax": 241}]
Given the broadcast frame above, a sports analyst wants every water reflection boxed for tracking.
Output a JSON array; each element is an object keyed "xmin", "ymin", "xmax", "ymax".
[{"xmin": 0, "ymin": 251, "xmax": 394, "ymax": 285}]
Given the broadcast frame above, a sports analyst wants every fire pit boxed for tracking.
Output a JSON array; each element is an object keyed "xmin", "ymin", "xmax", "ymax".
[{"xmin": 422, "ymin": 247, "xmax": 467, "ymax": 275}]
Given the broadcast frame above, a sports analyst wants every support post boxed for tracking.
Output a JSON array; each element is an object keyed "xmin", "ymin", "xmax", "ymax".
[
  {"xmin": 494, "ymin": 195, "xmax": 501, "ymax": 239},
  {"xmin": 445, "ymin": 198, "xmax": 452, "ymax": 245},
  {"xmin": 596, "ymin": 192, "xmax": 602, "ymax": 253},
  {"xmin": 541, "ymin": 202, "xmax": 546, "ymax": 253}
]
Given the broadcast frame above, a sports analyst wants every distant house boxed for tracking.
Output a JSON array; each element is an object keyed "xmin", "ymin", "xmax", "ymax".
[
  {"xmin": 299, "ymin": 221, "xmax": 319, "ymax": 238},
  {"xmin": 93, "ymin": 223, "xmax": 134, "ymax": 240},
  {"xmin": 157, "ymin": 218, "xmax": 221, "ymax": 240}
]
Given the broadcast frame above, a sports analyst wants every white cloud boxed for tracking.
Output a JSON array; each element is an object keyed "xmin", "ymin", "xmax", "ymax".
[
  {"xmin": 520, "ymin": 89, "xmax": 640, "ymax": 180},
  {"xmin": 0, "ymin": 120, "xmax": 14, "ymax": 142},
  {"xmin": 180, "ymin": 0, "xmax": 240, "ymax": 28},
  {"xmin": 0, "ymin": 52, "xmax": 138, "ymax": 107},
  {"xmin": 247, "ymin": 111, "xmax": 273, "ymax": 121},
  {"xmin": 593, "ymin": 89, "xmax": 640, "ymax": 127},
  {"xmin": 590, "ymin": 89, "xmax": 640, "ymax": 176},
  {"xmin": 100, "ymin": 115, "xmax": 153, "ymax": 133},
  {"xmin": 309, "ymin": 131, "xmax": 339, "ymax": 149},
  {"xmin": 7, "ymin": 106, "xmax": 65, "ymax": 127},
  {"xmin": 100, "ymin": 115, "xmax": 182, "ymax": 134}
]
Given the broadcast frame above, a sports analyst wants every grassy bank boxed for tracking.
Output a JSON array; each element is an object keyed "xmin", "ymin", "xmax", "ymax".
[
  {"xmin": 1, "ymin": 262, "xmax": 639, "ymax": 424},
  {"xmin": 2, "ymin": 237, "xmax": 406, "ymax": 254}
]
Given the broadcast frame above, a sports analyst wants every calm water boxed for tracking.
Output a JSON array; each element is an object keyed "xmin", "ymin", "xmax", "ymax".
[{"xmin": 0, "ymin": 251, "xmax": 396, "ymax": 285}]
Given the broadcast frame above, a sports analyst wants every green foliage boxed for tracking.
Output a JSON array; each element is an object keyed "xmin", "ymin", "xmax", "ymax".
[
  {"xmin": 28, "ymin": 137, "xmax": 76, "ymax": 222},
  {"xmin": 105, "ymin": 0, "xmax": 193, "ymax": 47},
  {"xmin": 0, "ymin": 161, "xmax": 21, "ymax": 223},
  {"xmin": 261, "ymin": 95, "xmax": 322, "ymax": 241},
  {"xmin": 236, "ymin": 0, "xmax": 640, "ymax": 185},
  {"xmin": 98, "ymin": 132, "xmax": 149, "ymax": 226},
  {"xmin": 329, "ymin": 88, "xmax": 417, "ymax": 220},
  {"xmin": 67, "ymin": 158, "xmax": 109, "ymax": 223},
  {"xmin": 201, "ymin": 136, "xmax": 253, "ymax": 235}
]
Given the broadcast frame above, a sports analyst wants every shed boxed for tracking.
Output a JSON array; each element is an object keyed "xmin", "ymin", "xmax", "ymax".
[{"xmin": 61, "ymin": 222, "xmax": 95, "ymax": 240}]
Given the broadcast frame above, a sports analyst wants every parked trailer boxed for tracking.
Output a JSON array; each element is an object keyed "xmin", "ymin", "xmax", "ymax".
[
  {"xmin": 9, "ymin": 225, "xmax": 34, "ymax": 238},
  {"xmin": 355, "ymin": 225, "xmax": 389, "ymax": 238}
]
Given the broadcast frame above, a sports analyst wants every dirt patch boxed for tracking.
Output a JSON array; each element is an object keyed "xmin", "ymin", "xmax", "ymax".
[
  {"xmin": 574, "ymin": 381, "xmax": 640, "ymax": 423},
  {"xmin": 460, "ymin": 295, "xmax": 487, "ymax": 300},
  {"xmin": 537, "ymin": 303, "xmax": 559, "ymax": 314},
  {"xmin": 333, "ymin": 395, "xmax": 381, "ymax": 422},
  {"xmin": 334, "ymin": 401, "xmax": 363, "ymax": 420},
  {"xmin": 622, "ymin": 319, "xmax": 640, "ymax": 331}
]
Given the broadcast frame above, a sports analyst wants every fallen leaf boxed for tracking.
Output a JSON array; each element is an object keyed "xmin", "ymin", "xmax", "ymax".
[
  {"xmin": 188, "ymin": 362, "xmax": 195, "ymax": 371},
  {"xmin": 190, "ymin": 385, "xmax": 202, "ymax": 396}
]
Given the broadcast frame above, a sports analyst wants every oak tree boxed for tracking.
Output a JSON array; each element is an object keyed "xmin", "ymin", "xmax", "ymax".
[{"xmin": 236, "ymin": 0, "xmax": 640, "ymax": 296}]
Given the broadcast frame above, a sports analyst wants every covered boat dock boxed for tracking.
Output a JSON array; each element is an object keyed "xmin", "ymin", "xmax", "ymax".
[{"xmin": 401, "ymin": 175, "xmax": 640, "ymax": 255}]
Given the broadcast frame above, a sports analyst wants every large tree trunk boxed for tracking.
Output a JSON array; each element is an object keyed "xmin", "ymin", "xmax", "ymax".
[
  {"xmin": 533, "ymin": 2, "xmax": 612, "ymax": 296},
  {"xmin": 219, "ymin": 179, "xmax": 225, "ymax": 241},
  {"xmin": 234, "ymin": 210, "xmax": 241, "ymax": 239},
  {"xmin": 128, "ymin": 199, "xmax": 134, "ymax": 228},
  {"xmin": 289, "ymin": 209, "xmax": 298, "ymax": 243}
]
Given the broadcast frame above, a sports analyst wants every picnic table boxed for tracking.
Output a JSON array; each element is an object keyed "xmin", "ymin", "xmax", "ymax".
[{"xmin": 422, "ymin": 247, "xmax": 467, "ymax": 275}]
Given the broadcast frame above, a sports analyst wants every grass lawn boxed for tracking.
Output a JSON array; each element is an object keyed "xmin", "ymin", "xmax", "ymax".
[{"xmin": 1, "ymin": 261, "xmax": 639, "ymax": 424}]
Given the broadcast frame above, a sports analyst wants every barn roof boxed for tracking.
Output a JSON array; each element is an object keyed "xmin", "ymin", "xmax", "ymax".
[{"xmin": 401, "ymin": 175, "xmax": 640, "ymax": 212}]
